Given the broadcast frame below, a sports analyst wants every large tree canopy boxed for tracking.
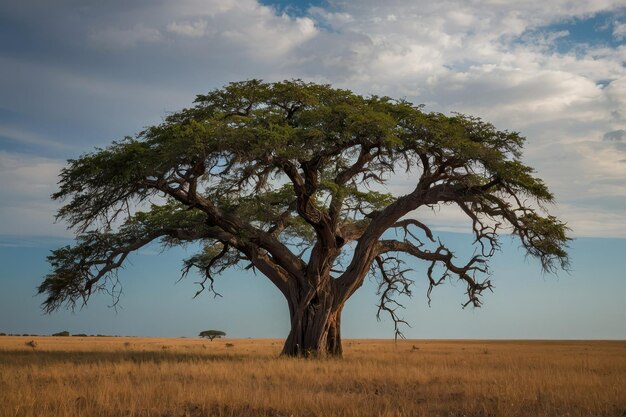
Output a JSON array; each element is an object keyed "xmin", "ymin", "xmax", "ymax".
[{"xmin": 40, "ymin": 80, "xmax": 569, "ymax": 357}]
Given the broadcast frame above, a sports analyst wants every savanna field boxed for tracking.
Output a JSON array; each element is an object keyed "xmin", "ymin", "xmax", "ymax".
[{"xmin": 0, "ymin": 337, "xmax": 624, "ymax": 417}]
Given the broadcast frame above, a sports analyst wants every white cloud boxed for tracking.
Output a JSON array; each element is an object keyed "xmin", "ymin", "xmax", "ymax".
[
  {"xmin": 613, "ymin": 21, "xmax": 626, "ymax": 39},
  {"xmin": 555, "ymin": 204, "xmax": 626, "ymax": 237},
  {"xmin": 213, "ymin": 11, "xmax": 318, "ymax": 58},
  {"xmin": 275, "ymin": 2, "xmax": 626, "ymax": 236},
  {"xmin": 0, "ymin": 152, "xmax": 68, "ymax": 236},
  {"xmin": 86, "ymin": 0, "xmax": 317, "ymax": 57},
  {"xmin": 167, "ymin": 19, "xmax": 208, "ymax": 38},
  {"xmin": 605, "ymin": 76, "xmax": 626, "ymax": 120}
]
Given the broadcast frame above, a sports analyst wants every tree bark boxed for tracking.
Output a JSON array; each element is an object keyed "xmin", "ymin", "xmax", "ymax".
[{"xmin": 282, "ymin": 284, "xmax": 344, "ymax": 357}]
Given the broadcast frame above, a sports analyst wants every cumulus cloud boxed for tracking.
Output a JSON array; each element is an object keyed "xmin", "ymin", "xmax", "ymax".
[
  {"xmin": 285, "ymin": 1, "xmax": 626, "ymax": 236},
  {"xmin": 82, "ymin": 0, "xmax": 318, "ymax": 58}
]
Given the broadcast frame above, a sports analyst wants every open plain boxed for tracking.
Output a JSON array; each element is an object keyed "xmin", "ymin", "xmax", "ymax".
[{"xmin": 0, "ymin": 336, "xmax": 624, "ymax": 417}]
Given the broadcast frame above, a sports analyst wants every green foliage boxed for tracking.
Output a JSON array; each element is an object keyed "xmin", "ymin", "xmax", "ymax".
[{"xmin": 52, "ymin": 331, "xmax": 70, "ymax": 337}]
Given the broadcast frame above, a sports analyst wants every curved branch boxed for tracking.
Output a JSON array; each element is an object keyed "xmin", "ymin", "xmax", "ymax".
[
  {"xmin": 378, "ymin": 239, "xmax": 493, "ymax": 308},
  {"xmin": 182, "ymin": 243, "xmax": 230, "ymax": 298},
  {"xmin": 390, "ymin": 219, "xmax": 436, "ymax": 243},
  {"xmin": 149, "ymin": 180, "xmax": 307, "ymax": 284}
]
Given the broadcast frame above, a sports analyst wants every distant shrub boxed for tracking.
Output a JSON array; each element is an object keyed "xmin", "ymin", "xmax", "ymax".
[
  {"xmin": 199, "ymin": 330, "xmax": 226, "ymax": 341},
  {"xmin": 73, "ymin": 334, "xmax": 88, "ymax": 337},
  {"xmin": 0, "ymin": 333, "xmax": 6, "ymax": 336},
  {"xmin": 52, "ymin": 331, "xmax": 70, "ymax": 337}
]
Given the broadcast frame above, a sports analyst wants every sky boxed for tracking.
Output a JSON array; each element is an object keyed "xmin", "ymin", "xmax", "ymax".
[{"xmin": 0, "ymin": 0, "xmax": 624, "ymax": 339}]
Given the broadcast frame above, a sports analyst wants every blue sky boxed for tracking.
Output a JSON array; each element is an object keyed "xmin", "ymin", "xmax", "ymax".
[{"xmin": 0, "ymin": 0, "xmax": 624, "ymax": 339}]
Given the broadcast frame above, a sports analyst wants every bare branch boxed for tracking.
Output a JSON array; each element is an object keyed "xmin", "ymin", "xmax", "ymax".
[
  {"xmin": 181, "ymin": 243, "xmax": 231, "ymax": 298},
  {"xmin": 378, "ymin": 239, "xmax": 493, "ymax": 309},
  {"xmin": 374, "ymin": 255, "xmax": 413, "ymax": 339}
]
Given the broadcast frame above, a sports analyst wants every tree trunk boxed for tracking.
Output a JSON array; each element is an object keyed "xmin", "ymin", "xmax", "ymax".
[{"xmin": 282, "ymin": 285, "xmax": 344, "ymax": 358}]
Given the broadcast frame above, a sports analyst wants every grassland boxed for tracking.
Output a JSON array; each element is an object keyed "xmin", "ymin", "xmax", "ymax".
[{"xmin": 0, "ymin": 336, "xmax": 624, "ymax": 417}]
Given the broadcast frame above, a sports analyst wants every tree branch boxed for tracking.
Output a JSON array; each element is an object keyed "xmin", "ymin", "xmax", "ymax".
[
  {"xmin": 374, "ymin": 255, "xmax": 412, "ymax": 339},
  {"xmin": 378, "ymin": 239, "xmax": 493, "ymax": 308}
]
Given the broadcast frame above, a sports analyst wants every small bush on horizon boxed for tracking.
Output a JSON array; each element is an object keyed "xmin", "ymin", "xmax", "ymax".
[{"xmin": 199, "ymin": 330, "xmax": 226, "ymax": 341}]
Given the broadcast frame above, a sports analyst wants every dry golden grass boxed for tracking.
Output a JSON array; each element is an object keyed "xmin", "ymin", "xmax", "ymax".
[{"xmin": 0, "ymin": 336, "xmax": 624, "ymax": 417}]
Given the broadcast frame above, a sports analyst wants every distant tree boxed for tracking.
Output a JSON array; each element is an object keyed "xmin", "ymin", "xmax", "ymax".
[
  {"xmin": 0, "ymin": 333, "xmax": 6, "ymax": 336},
  {"xmin": 39, "ymin": 80, "xmax": 569, "ymax": 357},
  {"xmin": 52, "ymin": 331, "xmax": 70, "ymax": 337},
  {"xmin": 199, "ymin": 330, "xmax": 226, "ymax": 341},
  {"xmin": 73, "ymin": 333, "xmax": 88, "ymax": 337}
]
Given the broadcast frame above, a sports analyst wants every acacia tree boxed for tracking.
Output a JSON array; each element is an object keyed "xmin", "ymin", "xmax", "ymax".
[
  {"xmin": 39, "ymin": 80, "xmax": 569, "ymax": 357},
  {"xmin": 199, "ymin": 330, "xmax": 226, "ymax": 341}
]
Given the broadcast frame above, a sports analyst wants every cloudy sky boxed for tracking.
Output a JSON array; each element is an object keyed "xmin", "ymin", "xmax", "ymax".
[{"xmin": 0, "ymin": 0, "xmax": 624, "ymax": 338}]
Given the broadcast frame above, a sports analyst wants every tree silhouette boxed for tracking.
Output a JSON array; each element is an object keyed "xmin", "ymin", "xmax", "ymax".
[
  {"xmin": 199, "ymin": 330, "xmax": 226, "ymax": 341},
  {"xmin": 39, "ymin": 80, "xmax": 569, "ymax": 357}
]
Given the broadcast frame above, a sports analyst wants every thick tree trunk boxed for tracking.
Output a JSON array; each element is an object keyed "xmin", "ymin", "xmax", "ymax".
[{"xmin": 282, "ymin": 286, "xmax": 344, "ymax": 357}]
